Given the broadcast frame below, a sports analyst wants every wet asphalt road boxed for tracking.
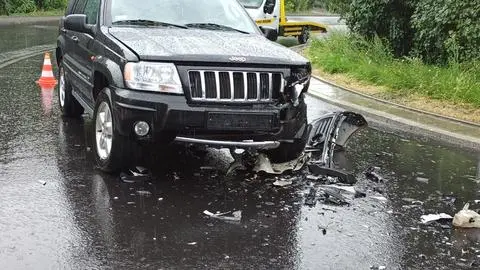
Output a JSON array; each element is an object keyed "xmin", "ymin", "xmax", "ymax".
[{"xmin": 1, "ymin": 23, "xmax": 480, "ymax": 270}]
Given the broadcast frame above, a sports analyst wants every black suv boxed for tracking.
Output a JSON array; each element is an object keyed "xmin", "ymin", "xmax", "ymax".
[{"xmin": 57, "ymin": 0, "xmax": 312, "ymax": 172}]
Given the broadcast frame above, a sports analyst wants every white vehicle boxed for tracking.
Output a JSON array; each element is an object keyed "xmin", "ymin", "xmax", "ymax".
[{"xmin": 239, "ymin": 0, "xmax": 327, "ymax": 44}]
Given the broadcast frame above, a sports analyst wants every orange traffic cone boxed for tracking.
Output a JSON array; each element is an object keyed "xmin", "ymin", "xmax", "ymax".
[{"xmin": 36, "ymin": 52, "xmax": 58, "ymax": 88}]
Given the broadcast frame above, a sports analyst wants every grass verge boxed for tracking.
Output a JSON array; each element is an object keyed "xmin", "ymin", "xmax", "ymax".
[{"xmin": 307, "ymin": 33, "xmax": 480, "ymax": 123}]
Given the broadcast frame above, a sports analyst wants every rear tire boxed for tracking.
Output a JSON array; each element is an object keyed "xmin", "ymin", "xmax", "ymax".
[
  {"xmin": 298, "ymin": 28, "xmax": 310, "ymax": 44},
  {"xmin": 58, "ymin": 62, "xmax": 84, "ymax": 117},
  {"xmin": 93, "ymin": 89, "xmax": 132, "ymax": 173}
]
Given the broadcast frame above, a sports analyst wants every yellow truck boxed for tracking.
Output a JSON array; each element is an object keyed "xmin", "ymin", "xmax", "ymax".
[{"xmin": 239, "ymin": 0, "xmax": 328, "ymax": 44}]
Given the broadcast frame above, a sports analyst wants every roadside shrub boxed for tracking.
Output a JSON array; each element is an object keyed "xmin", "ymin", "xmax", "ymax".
[
  {"xmin": 8, "ymin": 0, "xmax": 36, "ymax": 13},
  {"xmin": 341, "ymin": 0, "xmax": 415, "ymax": 57},
  {"xmin": 412, "ymin": 0, "xmax": 480, "ymax": 64},
  {"xmin": 285, "ymin": 0, "xmax": 315, "ymax": 12}
]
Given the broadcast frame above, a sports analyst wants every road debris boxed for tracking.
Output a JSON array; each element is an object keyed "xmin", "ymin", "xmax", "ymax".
[
  {"xmin": 453, "ymin": 203, "xmax": 480, "ymax": 228},
  {"xmin": 355, "ymin": 189, "xmax": 367, "ymax": 198},
  {"xmin": 323, "ymin": 188, "xmax": 350, "ymax": 206},
  {"xmin": 38, "ymin": 180, "xmax": 47, "ymax": 186},
  {"xmin": 253, "ymin": 153, "xmax": 308, "ymax": 175},
  {"xmin": 371, "ymin": 196, "xmax": 388, "ymax": 202},
  {"xmin": 416, "ymin": 177, "xmax": 429, "ymax": 184},
  {"xmin": 323, "ymin": 184, "xmax": 356, "ymax": 194},
  {"xmin": 304, "ymin": 187, "xmax": 317, "ymax": 207},
  {"xmin": 273, "ymin": 178, "xmax": 293, "ymax": 187},
  {"xmin": 136, "ymin": 190, "xmax": 152, "ymax": 197},
  {"xmin": 308, "ymin": 164, "xmax": 356, "ymax": 184},
  {"xmin": 420, "ymin": 213, "xmax": 453, "ymax": 224},
  {"xmin": 203, "ymin": 210, "xmax": 242, "ymax": 222},
  {"xmin": 120, "ymin": 166, "xmax": 151, "ymax": 183},
  {"xmin": 187, "ymin": 242, "xmax": 197, "ymax": 246},
  {"xmin": 365, "ymin": 167, "xmax": 383, "ymax": 183}
]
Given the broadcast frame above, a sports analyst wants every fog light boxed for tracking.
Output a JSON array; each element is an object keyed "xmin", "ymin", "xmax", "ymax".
[{"xmin": 134, "ymin": 121, "xmax": 150, "ymax": 136}]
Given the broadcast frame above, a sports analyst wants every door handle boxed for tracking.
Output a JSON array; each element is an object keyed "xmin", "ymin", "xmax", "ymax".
[{"xmin": 71, "ymin": 36, "xmax": 79, "ymax": 43}]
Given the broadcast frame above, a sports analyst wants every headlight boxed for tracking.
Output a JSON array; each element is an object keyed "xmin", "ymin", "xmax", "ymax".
[
  {"xmin": 124, "ymin": 62, "xmax": 183, "ymax": 94},
  {"xmin": 289, "ymin": 66, "xmax": 311, "ymax": 106}
]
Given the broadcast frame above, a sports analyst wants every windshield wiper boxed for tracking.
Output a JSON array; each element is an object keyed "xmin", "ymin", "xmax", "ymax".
[
  {"xmin": 112, "ymin": 19, "xmax": 188, "ymax": 29},
  {"xmin": 185, "ymin": 23, "xmax": 249, "ymax": 34}
]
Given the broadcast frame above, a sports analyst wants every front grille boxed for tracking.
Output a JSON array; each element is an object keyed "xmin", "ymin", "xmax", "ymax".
[{"xmin": 188, "ymin": 70, "xmax": 284, "ymax": 102}]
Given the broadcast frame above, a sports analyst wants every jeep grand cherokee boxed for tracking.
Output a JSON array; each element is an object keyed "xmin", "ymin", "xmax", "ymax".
[{"xmin": 57, "ymin": 0, "xmax": 312, "ymax": 172}]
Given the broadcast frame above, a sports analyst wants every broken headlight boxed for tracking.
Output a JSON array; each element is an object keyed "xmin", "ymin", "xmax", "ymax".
[{"xmin": 288, "ymin": 65, "xmax": 311, "ymax": 106}]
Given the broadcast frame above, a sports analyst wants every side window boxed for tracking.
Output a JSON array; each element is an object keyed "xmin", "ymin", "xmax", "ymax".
[
  {"xmin": 84, "ymin": 0, "xmax": 101, "ymax": 25},
  {"xmin": 73, "ymin": 0, "xmax": 86, "ymax": 14}
]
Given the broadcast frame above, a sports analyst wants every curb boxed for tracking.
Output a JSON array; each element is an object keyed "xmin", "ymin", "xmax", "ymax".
[{"xmin": 312, "ymin": 75, "xmax": 480, "ymax": 128}]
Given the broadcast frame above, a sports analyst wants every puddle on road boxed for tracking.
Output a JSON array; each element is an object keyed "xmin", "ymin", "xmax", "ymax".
[{"xmin": 0, "ymin": 46, "xmax": 480, "ymax": 269}]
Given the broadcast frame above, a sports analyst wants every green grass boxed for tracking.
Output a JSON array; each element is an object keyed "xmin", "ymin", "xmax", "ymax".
[
  {"xmin": 0, "ymin": 9, "xmax": 63, "ymax": 17},
  {"xmin": 307, "ymin": 33, "xmax": 480, "ymax": 107}
]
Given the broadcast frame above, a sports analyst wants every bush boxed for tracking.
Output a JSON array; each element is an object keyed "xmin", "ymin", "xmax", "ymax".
[
  {"xmin": 285, "ymin": 0, "xmax": 315, "ymax": 12},
  {"xmin": 331, "ymin": 0, "xmax": 480, "ymax": 64},
  {"xmin": 341, "ymin": 0, "xmax": 415, "ymax": 57},
  {"xmin": 8, "ymin": 0, "xmax": 36, "ymax": 13},
  {"xmin": 412, "ymin": 0, "xmax": 480, "ymax": 64},
  {"xmin": 0, "ymin": 0, "xmax": 67, "ymax": 15}
]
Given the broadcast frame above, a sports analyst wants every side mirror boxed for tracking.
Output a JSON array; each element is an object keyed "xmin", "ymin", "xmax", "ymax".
[
  {"xmin": 64, "ymin": 14, "xmax": 94, "ymax": 35},
  {"xmin": 260, "ymin": 26, "xmax": 278, "ymax": 41},
  {"xmin": 263, "ymin": 0, "xmax": 276, "ymax": 14}
]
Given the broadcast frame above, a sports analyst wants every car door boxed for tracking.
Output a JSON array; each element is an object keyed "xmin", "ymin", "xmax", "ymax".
[
  {"xmin": 73, "ymin": 0, "xmax": 101, "ymax": 104},
  {"xmin": 63, "ymin": 0, "xmax": 87, "ymax": 98}
]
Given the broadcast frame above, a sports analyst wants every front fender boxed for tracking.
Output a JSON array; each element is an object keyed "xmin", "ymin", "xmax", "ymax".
[{"xmin": 92, "ymin": 56, "xmax": 125, "ymax": 89}]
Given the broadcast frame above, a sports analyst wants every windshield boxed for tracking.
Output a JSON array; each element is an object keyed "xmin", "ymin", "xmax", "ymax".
[
  {"xmin": 238, "ymin": 0, "xmax": 265, "ymax": 9},
  {"xmin": 110, "ymin": 0, "xmax": 259, "ymax": 34}
]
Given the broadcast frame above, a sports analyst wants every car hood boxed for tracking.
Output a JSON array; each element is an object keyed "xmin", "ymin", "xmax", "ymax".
[{"xmin": 108, "ymin": 27, "xmax": 308, "ymax": 65}]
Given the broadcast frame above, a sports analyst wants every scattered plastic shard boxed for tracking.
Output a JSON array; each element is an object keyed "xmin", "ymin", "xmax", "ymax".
[
  {"xmin": 273, "ymin": 179, "xmax": 293, "ymax": 187},
  {"xmin": 372, "ymin": 196, "xmax": 388, "ymax": 202},
  {"xmin": 308, "ymin": 164, "xmax": 357, "ymax": 184},
  {"xmin": 187, "ymin": 242, "xmax": 197, "ymax": 246},
  {"xmin": 203, "ymin": 210, "xmax": 242, "ymax": 222},
  {"xmin": 453, "ymin": 203, "xmax": 480, "ymax": 228},
  {"xmin": 365, "ymin": 167, "xmax": 383, "ymax": 182},
  {"xmin": 253, "ymin": 152, "xmax": 308, "ymax": 175},
  {"xmin": 323, "ymin": 185, "xmax": 356, "ymax": 194},
  {"xmin": 38, "ymin": 180, "xmax": 47, "ymax": 186},
  {"xmin": 416, "ymin": 177, "xmax": 429, "ymax": 184},
  {"xmin": 120, "ymin": 166, "xmax": 151, "ymax": 183},
  {"xmin": 323, "ymin": 188, "xmax": 350, "ymax": 206},
  {"xmin": 421, "ymin": 213, "xmax": 453, "ymax": 224},
  {"xmin": 136, "ymin": 190, "xmax": 152, "ymax": 196},
  {"xmin": 304, "ymin": 187, "xmax": 317, "ymax": 207}
]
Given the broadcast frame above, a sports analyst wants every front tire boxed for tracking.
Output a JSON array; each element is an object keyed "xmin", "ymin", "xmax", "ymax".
[
  {"xmin": 93, "ymin": 89, "xmax": 131, "ymax": 173},
  {"xmin": 58, "ymin": 62, "xmax": 84, "ymax": 117}
]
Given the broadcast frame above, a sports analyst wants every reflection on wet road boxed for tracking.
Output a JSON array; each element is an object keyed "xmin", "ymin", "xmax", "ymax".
[{"xmin": 1, "ymin": 50, "xmax": 480, "ymax": 269}]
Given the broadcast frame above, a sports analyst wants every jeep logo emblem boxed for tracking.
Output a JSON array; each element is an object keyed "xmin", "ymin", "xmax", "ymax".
[{"xmin": 229, "ymin": 56, "xmax": 247, "ymax": 62}]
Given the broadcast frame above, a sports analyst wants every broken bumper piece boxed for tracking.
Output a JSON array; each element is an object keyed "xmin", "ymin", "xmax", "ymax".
[{"xmin": 174, "ymin": 136, "xmax": 280, "ymax": 150}]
